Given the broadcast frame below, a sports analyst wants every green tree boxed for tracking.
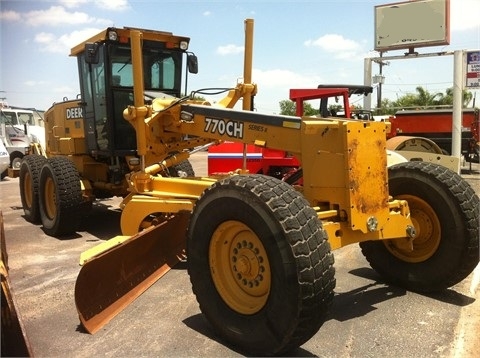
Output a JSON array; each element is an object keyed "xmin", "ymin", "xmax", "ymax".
[
  {"xmin": 329, "ymin": 104, "xmax": 343, "ymax": 115},
  {"xmin": 463, "ymin": 90, "xmax": 473, "ymax": 107},
  {"xmin": 375, "ymin": 86, "xmax": 474, "ymax": 114},
  {"xmin": 436, "ymin": 87, "xmax": 453, "ymax": 106},
  {"xmin": 279, "ymin": 100, "xmax": 319, "ymax": 116},
  {"xmin": 375, "ymin": 98, "xmax": 395, "ymax": 115},
  {"xmin": 435, "ymin": 87, "xmax": 473, "ymax": 107},
  {"xmin": 414, "ymin": 86, "xmax": 443, "ymax": 106}
]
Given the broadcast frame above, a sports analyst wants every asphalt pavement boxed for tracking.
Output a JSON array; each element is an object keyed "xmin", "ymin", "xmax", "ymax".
[{"xmin": 1, "ymin": 151, "xmax": 479, "ymax": 357}]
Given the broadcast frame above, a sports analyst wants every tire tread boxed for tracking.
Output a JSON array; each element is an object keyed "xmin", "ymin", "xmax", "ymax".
[
  {"xmin": 361, "ymin": 161, "xmax": 479, "ymax": 291},
  {"xmin": 39, "ymin": 157, "xmax": 83, "ymax": 236},
  {"xmin": 19, "ymin": 155, "xmax": 47, "ymax": 223},
  {"xmin": 189, "ymin": 174, "xmax": 335, "ymax": 355}
]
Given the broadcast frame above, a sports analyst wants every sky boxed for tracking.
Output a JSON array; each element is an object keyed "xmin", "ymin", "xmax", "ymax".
[{"xmin": 0, "ymin": 0, "xmax": 479, "ymax": 114}]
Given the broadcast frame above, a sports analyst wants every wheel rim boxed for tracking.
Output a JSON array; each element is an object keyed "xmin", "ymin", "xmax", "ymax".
[
  {"xmin": 12, "ymin": 157, "xmax": 22, "ymax": 169},
  {"xmin": 209, "ymin": 220, "xmax": 271, "ymax": 314},
  {"xmin": 23, "ymin": 171, "xmax": 33, "ymax": 208},
  {"xmin": 44, "ymin": 176, "xmax": 57, "ymax": 220},
  {"xmin": 384, "ymin": 194, "xmax": 441, "ymax": 263}
]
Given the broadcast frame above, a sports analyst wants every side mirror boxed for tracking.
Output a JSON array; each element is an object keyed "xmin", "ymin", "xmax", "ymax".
[
  {"xmin": 85, "ymin": 43, "xmax": 100, "ymax": 64},
  {"xmin": 187, "ymin": 54, "xmax": 198, "ymax": 74}
]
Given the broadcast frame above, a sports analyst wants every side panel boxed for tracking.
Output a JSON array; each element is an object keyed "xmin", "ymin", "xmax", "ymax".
[
  {"xmin": 44, "ymin": 100, "xmax": 86, "ymax": 155},
  {"xmin": 301, "ymin": 120, "xmax": 390, "ymax": 233}
]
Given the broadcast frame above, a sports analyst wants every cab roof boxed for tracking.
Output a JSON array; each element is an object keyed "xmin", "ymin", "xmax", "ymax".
[{"xmin": 70, "ymin": 26, "xmax": 191, "ymax": 57}]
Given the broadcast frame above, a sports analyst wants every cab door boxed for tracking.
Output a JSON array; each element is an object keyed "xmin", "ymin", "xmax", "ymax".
[{"xmin": 78, "ymin": 48, "xmax": 109, "ymax": 155}]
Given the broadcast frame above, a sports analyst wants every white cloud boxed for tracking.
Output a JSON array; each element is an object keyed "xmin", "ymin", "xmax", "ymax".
[
  {"xmin": 2, "ymin": 6, "xmax": 111, "ymax": 27},
  {"xmin": 450, "ymin": 0, "xmax": 480, "ymax": 31},
  {"xmin": 58, "ymin": 0, "xmax": 90, "ymax": 8},
  {"xmin": 0, "ymin": 10, "xmax": 21, "ymax": 21},
  {"xmin": 26, "ymin": 6, "xmax": 91, "ymax": 26},
  {"xmin": 96, "ymin": 0, "xmax": 130, "ymax": 11},
  {"xmin": 205, "ymin": 68, "xmax": 323, "ymax": 113},
  {"xmin": 217, "ymin": 44, "xmax": 244, "ymax": 56},
  {"xmin": 203, "ymin": 11, "xmax": 211, "ymax": 16},
  {"xmin": 59, "ymin": 0, "xmax": 129, "ymax": 11},
  {"xmin": 34, "ymin": 28, "xmax": 103, "ymax": 54},
  {"xmin": 305, "ymin": 34, "xmax": 363, "ymax": 60}
]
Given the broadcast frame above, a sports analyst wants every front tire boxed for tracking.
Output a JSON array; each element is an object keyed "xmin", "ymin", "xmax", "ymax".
[
  {"xmin": 360, "ymin": 162, "xmax": 479, "ymax": 292},
  {"xmin": 187, "ymin": 174, "xmax": 335, "ymax": 356},
  {"xmin": 38, "ymin": 157, "xmax": 83, "ymax": 236},
  {"xmin": 19, "ymin": 155, "xmax": 47, "ymax": 223}
]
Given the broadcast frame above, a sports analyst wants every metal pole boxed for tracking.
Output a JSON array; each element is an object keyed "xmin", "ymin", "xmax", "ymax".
[
  {"xmin": 377, "ymin": 55, "xmax": 383, "ymax": 109},
  {"xmin": 452, "ymin": 50, "xmax": 464, "ymax": 173},
  {"xmin": 243, "ymin": 19, "xmax": 254, "ymax": 111},
  {"xmin": 364, "ymin": 58, "xmax": 372, "ymax": 111},
  {"xmin": 242, "ymin": 18, "xmax": 254, "ymax": 173}
]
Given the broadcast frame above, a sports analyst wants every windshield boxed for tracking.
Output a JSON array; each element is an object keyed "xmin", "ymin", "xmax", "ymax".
[
  {"xmin": 109, "ymin": 43, "xmax": 183, "ymax": 96},
  {"xmin": 0, "ymin": 110, "xmax": 35, "ymax": 125}
]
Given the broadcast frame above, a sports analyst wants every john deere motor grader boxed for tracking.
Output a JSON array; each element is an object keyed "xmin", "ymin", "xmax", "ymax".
[{"xmin": 18, "ymin": 20, "xmax": 479, "ymax": 356}]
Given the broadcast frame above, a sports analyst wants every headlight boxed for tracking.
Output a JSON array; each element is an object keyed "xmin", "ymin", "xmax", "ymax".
[
  {"xmin": 180, "ymin": 41, "xmax": 188, "ymax": 50},
  {"xmin": 108, "ymin": 30, "xmax": 118, "ymax": 41},
  {"xmin": 128, "ymin": 157, "xmax": 140, "ymax": 166}
]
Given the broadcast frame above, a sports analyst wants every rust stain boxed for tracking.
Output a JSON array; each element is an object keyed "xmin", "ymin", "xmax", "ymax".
[{"xmin": 348, "ymin": 134, "xmax": 389, "ymax": 214}]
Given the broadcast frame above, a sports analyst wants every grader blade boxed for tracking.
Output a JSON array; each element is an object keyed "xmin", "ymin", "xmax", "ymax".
[{"xmin": 74, "ymin": 212, "xmax": 190, "ymax": 334}]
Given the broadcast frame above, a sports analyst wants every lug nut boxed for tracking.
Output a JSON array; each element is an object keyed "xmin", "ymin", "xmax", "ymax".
[{"xmin": 406, "ymin": 225, "xmax": 416, "ymax": 238}]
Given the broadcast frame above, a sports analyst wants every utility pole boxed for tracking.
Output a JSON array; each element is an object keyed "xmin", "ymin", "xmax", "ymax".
[{"xmin": 372, "ymin": 54, "xmax": 389, "ymax": 111}]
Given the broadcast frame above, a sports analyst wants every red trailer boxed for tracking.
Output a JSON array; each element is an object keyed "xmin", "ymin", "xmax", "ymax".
[{"xmin": 387, "ymin": 108, "xmax": 479, "ymax": 162}]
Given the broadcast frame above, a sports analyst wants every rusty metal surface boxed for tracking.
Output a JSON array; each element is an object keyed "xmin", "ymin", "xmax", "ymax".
[{"xmin": 75, "ymin": 211, "xmax": 190, "ymax": 334}]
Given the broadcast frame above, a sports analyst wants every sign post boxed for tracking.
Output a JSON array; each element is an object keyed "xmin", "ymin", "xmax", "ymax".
[{"xmin": 451, "ymin": 51, "xmax": 464, "ymax": 172}]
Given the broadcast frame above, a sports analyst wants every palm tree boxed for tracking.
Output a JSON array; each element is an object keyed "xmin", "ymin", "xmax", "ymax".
[
  {"xmin": 414, "ymin": 86, "xmax": 443, "ymax": 107},
  {"xmin": 389, "ymin": 86, "xmax": 474, "ymax": 110},
  {"xmin": 434, "ymin": 87, "xmax": 474, "ymax": 107}
]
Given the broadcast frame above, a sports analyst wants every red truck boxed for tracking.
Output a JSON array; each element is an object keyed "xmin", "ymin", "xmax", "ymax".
[{"xmin": 387, "ymin": 108, "xmax": 479, "ymax": 163}]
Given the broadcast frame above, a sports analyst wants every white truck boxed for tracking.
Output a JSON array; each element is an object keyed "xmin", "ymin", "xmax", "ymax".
[{"xmin": 0, "ymin": 103, "xmax": 45, "ymax": 177}]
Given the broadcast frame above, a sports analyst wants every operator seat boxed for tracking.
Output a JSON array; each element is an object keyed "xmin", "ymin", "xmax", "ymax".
[{"xmin": 110, "ymin": 75, "xmax": 136, "ymax": 151}]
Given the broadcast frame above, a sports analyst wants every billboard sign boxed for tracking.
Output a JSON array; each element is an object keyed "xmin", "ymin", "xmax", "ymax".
[{"xmin": 374, "ymin": 0, "xmax": 450, "ymax": 52}]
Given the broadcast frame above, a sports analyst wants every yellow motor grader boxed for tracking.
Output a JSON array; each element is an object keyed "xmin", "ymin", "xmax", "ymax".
[{"xmin": 18, "ymin": 20, "xmax": 479, "ymax": 356}]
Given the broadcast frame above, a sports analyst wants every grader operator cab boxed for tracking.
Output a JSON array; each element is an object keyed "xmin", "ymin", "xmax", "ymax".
[
  {"xmin": 19, "ymin": 27, "xmax": 199, "ymax": 234},
  {"xmin": 76, "ymin": 27, "xmax": 198, "ymax": 158},
  {"xmin": 18, "ymin": 20, "xmax": 479, "ymax": 356}
]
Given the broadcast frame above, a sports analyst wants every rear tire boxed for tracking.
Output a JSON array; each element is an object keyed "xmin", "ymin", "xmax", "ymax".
[
  {"xmin": 10, "ymin": 151, "xmax": 24, "ymax": 170},
  {"xmin": 19, "ymin": 155, "xmax": 47, "ymax": 223},
  {"xmin": 38, "ymin": 157, "xmax": 83, "ymax": 236},
  {"xmin": 360, "ymin": 162, "xmax": 479, "ymax": 292},
  {"xmin": 187, "ymin": 174, "xmax": 335, "ymax": 355}
]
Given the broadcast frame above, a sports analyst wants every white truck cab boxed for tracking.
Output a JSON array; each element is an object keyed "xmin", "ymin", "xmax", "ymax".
[{"xmin": 0, "ymin": 102, "xmax": 45, "ymax": 176}]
